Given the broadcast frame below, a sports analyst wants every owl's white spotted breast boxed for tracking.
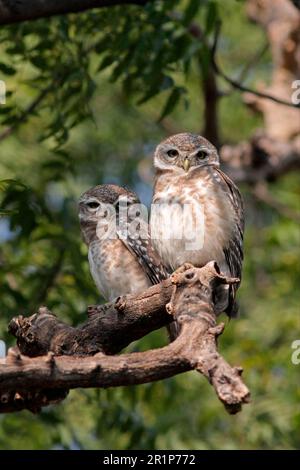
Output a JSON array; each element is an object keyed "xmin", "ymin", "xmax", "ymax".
[
  {"xmin": 88, "ymin": 238, "xmax": 151, "ymax": 301},
  {"xmin": 150, "ymin": 166, "xmax": 236, "ymax": 273}
]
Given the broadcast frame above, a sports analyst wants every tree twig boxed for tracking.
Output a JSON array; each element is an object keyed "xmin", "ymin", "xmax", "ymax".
[
  {"xmin": 213, "ymin": 62, "xmax": 299, "ymax": 108},
  {"xmin": 0, "ymin": 40, "xmax": 106, "ymax": 143},
  {"xmin": 0, "ymin": 85, "xmax": 52, "ymax": 142},
  {"xmin": 237, "ymin": 42, "xmax": 269, "ymax": 85},
  {"xmin": 211, "ymin": 22, "xmax": 300, "ymax": 109},
  {"xmin": 1, "ymin": 263, "xmax": 250, "ymax": 414}
]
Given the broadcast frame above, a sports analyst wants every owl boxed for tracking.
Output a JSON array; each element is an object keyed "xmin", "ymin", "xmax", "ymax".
[
  {"xmin": 78, "ymin": 184, "xmax": 167, "ymax": 302},
  {"xmin": 150, "ymin": 133, "xmax": 244, "ymax": 319}
]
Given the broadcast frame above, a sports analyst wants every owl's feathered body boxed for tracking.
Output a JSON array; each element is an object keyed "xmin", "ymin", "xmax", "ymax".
[
  {"xmin": 152, "ymin": 166, "xmax": 237, "ymax": 274},
  {"xmin": 88, "ymin": 238, "xmax": 152, "ymax": 301},
  {"xmin": 150, "ymin": 133, "xmax": 244, "ymax": 318},
  {"xmin": 79, "ymin": 184, "xmax": 167, "ymax": 303}
]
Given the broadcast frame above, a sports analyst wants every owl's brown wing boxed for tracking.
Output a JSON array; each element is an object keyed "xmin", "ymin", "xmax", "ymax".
[
  {"xmin": 119, "ymin": 223, "xmax": 178, "ymax": 341},
  {"xmin": 117, "ymin": 219, "xmax": 168, "ymax": 285},
  {"xmin": 216, "ymin": 168, "xmax": 244, "ymax": 316}
]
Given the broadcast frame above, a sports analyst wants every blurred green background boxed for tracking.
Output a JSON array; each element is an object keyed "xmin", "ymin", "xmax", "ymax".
[{"xmin": 0, "ymin": 0, "xmax": 299, "ymax": 450}]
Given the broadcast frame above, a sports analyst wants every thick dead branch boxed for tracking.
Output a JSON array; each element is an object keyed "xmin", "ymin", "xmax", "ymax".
[
  {"xmin": 1, "ymin": 263, "xmax": 250, "ymax": 415},
  {"xmin": 0, "ymin": 1, "xmax": 148, "ymax": 25},
  {"xmin": 8, "ymin": 280, "xmax": 174, "ymax": 357},
  {"xmin": 0, "ymin": 386, "xmax": 68, "ymax": 414}
]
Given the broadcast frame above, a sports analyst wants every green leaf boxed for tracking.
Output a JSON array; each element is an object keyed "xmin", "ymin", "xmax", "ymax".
[
  {"xmin": 137, "ymin": 76, "xmax": 174, "ymax": 105},
  {"xmin": 0, "ymin": 179, "xmax": 27, "ymax": 191},
  {"xmin": 97, "ymin": 55, "xmax": 116, "ymax": 72},
  {"xmin": 0, "ymin": 209, "xmax": 17, "ymax": 216},
  {"xmin": 30, "ymin": 56, "xmax": 49, "ymax": 70},
  {"xmin": 0, "ymin": 62, "xmax": 16, "ymax": 76},
  {"xmin": 0, "ymin": 106, "xmax": 14, "ymax": 115},
  {"xmin": 183, "ymin": 0, "xmax": 203, "ymax": 25},
  {"xmin": 198, "ymin": 42, "xmax": 211, "ymax": 78},
  {"xmin": 158, "ymin": 86, "xmax": 186, "ymax": 121},
  {"xmin": 205, "ymin": 1, "xmax": 219, "ymax": 35}
]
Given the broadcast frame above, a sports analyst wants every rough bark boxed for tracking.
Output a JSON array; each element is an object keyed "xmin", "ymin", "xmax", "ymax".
[
  {"xmin": 8, "ymin": 280, "xmax": 174, "ymax": 357},
  {"xmin": 0, "ymin": 263, "xmax": 250, "ymax": 414},
  {"xmin": 0, "ymin": 0, "xmax": 148, "ymax": 25}
]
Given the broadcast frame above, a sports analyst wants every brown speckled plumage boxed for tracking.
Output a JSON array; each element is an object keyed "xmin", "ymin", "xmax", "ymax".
[
  {"xmin": 78, "ymin": 184, "xmax": 167, "ymax": 302},
  {"xmin": 151, "ymin": 133, "xmax": 244, "ymax": 320}
]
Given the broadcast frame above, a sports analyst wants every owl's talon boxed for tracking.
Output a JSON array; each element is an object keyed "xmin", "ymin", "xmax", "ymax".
[
  {"xmin": 209, "ymin": 323, "xmax": 225, "ymax": 337},
  {"xmin": 115, "ymin": 296, "xmax": 126, "ymax": 313},
  {"xmin": 166, "ymin": 302, "xmax": 174, "ymax": 315},
  {"xmin": 172, "ymin": 263, "xmax": 195, "ymax": 275}
]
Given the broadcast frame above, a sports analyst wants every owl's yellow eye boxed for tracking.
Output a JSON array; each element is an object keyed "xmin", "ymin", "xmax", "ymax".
[
  {"xmin": 167, "ymin": 149, "xmax": 179, "ymax": 158},
  {"xmin": 196, "ymin": 150, "xmax": 208, "ymax": 160},
  {"xmin": 87, "ymin": 201, "xmax": 100, "ymax": 209}
]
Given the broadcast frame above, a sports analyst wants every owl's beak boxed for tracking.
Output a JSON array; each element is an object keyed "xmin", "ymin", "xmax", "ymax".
[{"xmin": 183, "ymin": 158, "xmax": 191, "ymax": 172}]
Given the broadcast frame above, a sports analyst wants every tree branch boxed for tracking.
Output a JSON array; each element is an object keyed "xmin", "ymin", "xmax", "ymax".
[
  {"xmin": 8, "ymin": 281, "xmax": 174, "ymax": 357},
  {"xmin": 211, "ymin": 21, "xmax": 300, "ymax": 110},
  {"xmin": 1, "ymin": 263, "xmax": 250, "ymax": 414},
  {"xmin": 213, "ymin": 59, "xmax": 299, "ymax": 109},
  {"xmin": 0, "ymin": 85, "xmax": 51, "ymax": 142},
  {"xmin": 0, "ymin": 0, "xmax": 148, "ymax": 25},
  {"xmin": 0, "ymin": 40, "xmax": 109, "ymax": 143}
]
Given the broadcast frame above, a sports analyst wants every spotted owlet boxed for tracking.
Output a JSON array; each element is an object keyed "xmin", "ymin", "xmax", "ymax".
[
  {"xmin": 150, "ymin": 133, "xmax": 244, "ymax": 321},
  {"xmin": 78, "ymin": 184, "xmax": 167, "ymax": 302}
]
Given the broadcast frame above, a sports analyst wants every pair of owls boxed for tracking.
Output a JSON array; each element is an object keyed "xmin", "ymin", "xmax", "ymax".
[{"xmin": 78, "ymin": 133, "xmax": 244, "ymax": 337}]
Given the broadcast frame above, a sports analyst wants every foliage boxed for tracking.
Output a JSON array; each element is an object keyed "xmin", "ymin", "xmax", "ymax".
[{"xmin": 0, "ymin": 0, "xmax": 299, "ymax": 450}]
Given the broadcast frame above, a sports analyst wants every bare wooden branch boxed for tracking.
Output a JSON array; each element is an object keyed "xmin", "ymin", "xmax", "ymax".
[
  {"xmin": 8, "ymin": 280, "xmax": 174, "ymax": 357},
  {"xmin": 0, "ymin": 0, "xmax": 148, "ymax": 25},
  {"xmin": 212, "ymin": 58, "xmax": 300, "ymax": 109},
  {"xmin": 188, "ymin": 18, "xmax": 299, "ymax": 110},
  {"xmin": 1, "ymin": 263, "xmax": 250, "ymax": 415},
  {"xmin": 0, "ymin": 386, "xmax": 68, "ymax": 414}
]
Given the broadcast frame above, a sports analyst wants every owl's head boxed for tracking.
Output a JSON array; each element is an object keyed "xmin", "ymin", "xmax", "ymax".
[
  {"xmin": 78, "ymin": 184, "xmax": 138, "ymax": 242},
  {"xmin": 154, "ymin": 133, "xmax": 219, "ymax": 173}
]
